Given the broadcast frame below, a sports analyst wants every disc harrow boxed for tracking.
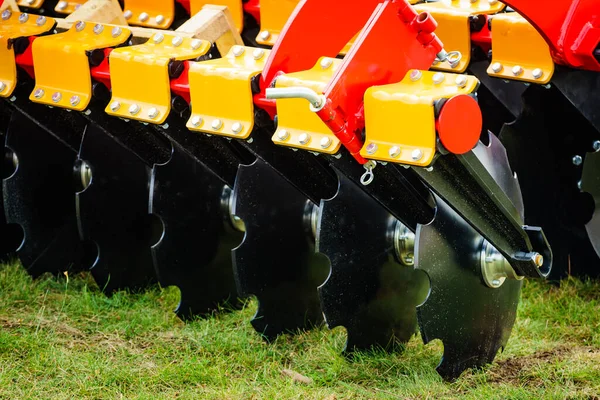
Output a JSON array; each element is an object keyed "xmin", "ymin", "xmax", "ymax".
[{"xmin": 1, "ymin": 0, "xmax": 599, "ymax": 382}]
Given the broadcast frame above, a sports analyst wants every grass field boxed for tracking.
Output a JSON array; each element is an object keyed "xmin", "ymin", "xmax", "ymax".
[{"xmin": 1, "ymin": 260, "xmax": 600, "ymax": 399}]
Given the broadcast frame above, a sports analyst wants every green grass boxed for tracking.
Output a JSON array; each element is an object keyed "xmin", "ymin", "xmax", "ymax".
[{"xmin": 1, "ymin": 260, "xmax": 600, "ymax": 399}]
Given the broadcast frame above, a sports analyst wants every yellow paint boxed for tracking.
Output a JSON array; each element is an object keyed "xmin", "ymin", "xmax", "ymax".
[
  {"xmin": 0, "ymin": 12, "xmax": 55, "ymax": 98},
  {"xmin": 30, "ymin": 22, "xmax": 130, "ymax": 110},
  {"xmin": 487, "ymin": 13, "xmax": 554, "ymax": 84},
  {"xmin": 54, "ymin": 0, "xmax": 88, "ymax": 15},
  {"xmin": 187, "ymin": 46, "xmax": 269, "ymax": 139},
  {"xmin": 362, "ymin": 70, "xmax": 478, "ymax": 166},
  {"xmin": 254, "ymin": 0, "xmax": 298, "ymax": 46},
  {"xmin": 439, "ymin": 0, "xmax": 505, "ymax": 14},
  {"xmin": 272, "ymin": 57, "xmax": 342, "ymax": 154},
  {"xmin": 191, "ymin": 0, "xmax": 243, "ymax": 32},
  {"xmin": 122, "ymin": 0, "xmax": 174, "ymax": 28},
  {"xmin": 106, "ymin": 33, "xmax": 210, "ymax": 124},
  {"xmin": 16, "ymin": 0, "xmax": 44, "ymax": 9}
]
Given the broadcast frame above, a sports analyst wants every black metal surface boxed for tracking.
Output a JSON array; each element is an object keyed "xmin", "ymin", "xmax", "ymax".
[
  {"xmin": 552, "ymin": 67, "xmax": 600, "ymax": 133},
  {"xmin": 76, "ymin": 123, "xmax": 158, "ymax": 292},
  {"xmin": 582, "ymin": 150, "xmax": 600, "ymax": 258},
  {"xmin": 416, "ymin": 195, "xmax": 522, "ymax": 381},
  {"xmin": 0, "ymin": 104, "xmax": 21, "ymax": 260},
  {"xmin": 317, "ymin": 169, "xmax": 428, "ymax": 351},
  {"xmin": 150, "ymin": 141, "xmax": 243, "ymax": 318},
  {"xmin": 232, "ymin": 158, "xmax": 329, "ymax": 339}
]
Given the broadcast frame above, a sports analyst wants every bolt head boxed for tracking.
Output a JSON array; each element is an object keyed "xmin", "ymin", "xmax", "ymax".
[
  {"xmin": 489, "ymin": 0, "xmax": 498, "ymax": 4},
  {"xmin": 26, "ymin": 0, "xmax": 34, "ymax": 4},
  {"xmin": 411, "ymin": 148, "xmax": 423, "ymax": 161},
  {"xmin": 572, "ymin": 155, "xmax": 583, "ymax": 166},
  {"xmin": 532, "ymin": 68, "xmax": 543, "ymax": 79},
  {"xmin": 455, "ymin": 75, "xmax": 468, "ymax": 88},
  {"xmin": 155, "ymin": 15, "xmax": 165, "ymax": 25},
  {"xmin": 232, "ymin": 122, "xmax": 243, "ymax": 134},
  {"xmin": 259, "ymin": 30, "xmax": 271, "ymax": 41},
  {"xmin": 298, "ymin": 133, "xmax": 310, "ymax": 145},
  {"xmin": 36, "ymin": 16, "xmax": 46, "ymax": 26},
  {"xmin": 389, "ymin": 146, "xmax": 401, "ymax": 158},
  {"xmin": 252, "ymin": 49, "xmax": 265, "ymax": 60},
  {"xmin": 365, "ymin": 142, "xmax": 378, "ymax": 154},
  {"xmin": 512, "ymin": 65, "xmax": 523, "ymax": 76},
  {"xmin": 171, "ymin": 36, "xmax": 183, "ymax": 47},
  {"xmin": 1, "ymin": 10, "xmax": 11, "ymax": 20},
  {"xmin": 153, "ymin": 33, "xmax": 164, "ymax": 44},
  {"xmin": 190, "ymin": 116, "xmax": 203, "ymax": 127},
  {"xmin": 533, "ymin": 253, "xmax": 544, "ymax": 267},
  {"xmin": 109, "ymin": 101, "xmax": 120, "ymax": 112},
  {"xmin": 0, "ymin": 82, "xmax": 5, "ymax": 92},
  {"xmin": 190, "ymin": 39, "xmax": 202, "ymax": 50},
  {"xmin": 277, "ymin": 129, "xmax": 289, "ymax": 141},
  {"xmin": 51, "ymin": 92, "xmax": 62, "ymax": 103},
  {"xmin": 211, "ymin": 119, "xmax": 223, "ymax": 130},
  {"xmin": 147, "ymin": 107, "xmax": 159, "ymax": 119},
  {"xmin": 593, "ymin": 140, "xmax": 600, "ymax": 152},
  {"xmin": 320, "ymin": 58, "xmax": 333, "ymax": 69},
  {"xmin": 56, "ymin": 1, "xmax": 67, "ymax": 10},
  {"xmin": 111, "ymin": 27, "xmax": 122, "ymax": 37},
  {"xmin": 139, "ymin": 12, "xmax": 149, "ymax": 22},
  {"xmin": 232, "ymin": 46, "xmax": 245, "ymax": 57},
  {"xmin": 124, "ymin": 10, "xmax": 133, "ymax": 19},
  {"xmin": 33, "ymin": 88, "xmax": 44, "ymax": 99},
  {"xmin": 320, "ymin": 136, "xmax": 332, "ymax": 149},
  {"xmin": 75, "ymin": 21, "xmax": 86, "ymax": 32},
  {"xmin": 18, "ymin": 13, "xmax": 29, "ymax": 23},
  {"xmin": 69, "ymin": 95, "xmax": 80, "ymax": 106},
  {"xmin": 93, "ymin": 24, "xmax": 104, "ymax": 34},
  {"xmin": 409, "ymin": 70, "xmax": 422, "ymax": 81},
  {"xmin": 128, "ymin": 104, "xmax": 140, "ymax": 115},
  {"xmin": 491, "ymin": 62, "xmax": 503, "ymax": 73},
  {"xmin": 432, "ymin": 72, "xmax": 445, "ymax": 85}
]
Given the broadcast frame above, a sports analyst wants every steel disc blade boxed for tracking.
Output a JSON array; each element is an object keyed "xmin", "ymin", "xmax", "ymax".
[
  {"xmin": 232, "ymin": 158, "xmax": 328, "ymax": 340},
  {"xmin": 150, "ymin": 142, "xmax": 242, "ymax": 319},
  {"xmin": 582, "ymin": 150, "xmax": 600, "ymax": 258},
  {"xmin": 76, "ymin": 124, "xmax": 157, "ymax": 292},
  {"xmin": 318, "ymin": 170, "xmax": 428, "ymax": 351},
  {"xmin": 0, "ymin": 105, "xmax": 21, "ymax": 260},
  {"xmin": 3, "ymin": 111, "xmax": 88, "ymax": 276}
]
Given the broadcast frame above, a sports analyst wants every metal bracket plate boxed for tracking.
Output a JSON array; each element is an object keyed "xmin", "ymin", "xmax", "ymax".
[
  {"xmin": 0, "ymin": 12, "xmax": 55, "ymax": 98},
  {"xmin": 106, "ymin": 33, "xmax": 210, "ymax": 124},
  {"xmin": 271, "ymin": 57, "xmax": 342, "ymax": 154},
  {"xmin": 361, "ymin": 70, "xmax": 478, "ymax": 166},
  {"xmin": 187, "ymin": 45, "xmax": 269, "ymax": 138},
  {"xmin": 16, "ymin": 0, "xmax": 44, "ymax": 9},
  {"xmin": 30, "ymin": 21, "xmax": 130, "ymax": 111},
  {"xmin": 487, "ymin": 13, "xmax": 554, "ymax": 84},
  {"xmin": 122, "ymin": 0, "xmax": 174, "ymax": 28},
  {"xmin": 54, "ymin": 0, "xmax": 88, "ymax": 14},
  {"xmin": 438, "ymin": 0, "xmax": 505, "ymax": 13},
  {"xmin": 191, "ymin": 0, "xmax": 243, "ymax": 31},
  {"xmin": 254, "ymin": 0, "xmax": 299, "ymax": 47}
]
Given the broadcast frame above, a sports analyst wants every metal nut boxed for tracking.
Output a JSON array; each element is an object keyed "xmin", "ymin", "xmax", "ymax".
[
  {"xmin": 211, "ymin": 119, "xmax": 223, "ymax": 130},
  {"xmin": 231, "ymin": 122, "xmax": 243, "ymax": 134},
  {"xmin": 111, "ymin": 27, "xmax": 122, "ymax": 38},
  {"xmin": 34, "ymin": 88, "xmax": 44, "ymax": 99},
  {"xmin": 298, "ymin": 133, "xmax": 310, "ymax": 145},
  {"xmin": 123, "ymin": 10, "xmax": 133, "ymax": 19},
  {"xmin": 139, "ymin": 12, "xmax": 149, "ymax": 22},
  {"xmin": 455, "ymin": 75, "xmax": 468, "ymax": 88},
  {"xmin": 259, "ymin": 30, "xmax": 271, "ymax": 41},
  {"xmin": 365, "ymin": 142, "xmax": 378, "ymax": 154},
  {"xmin": 190, "ymin": 116, "xmax": 203, "ymax": 127},
  {"xmin": 153, "ymin": 33, "xmax": 164, "ymax": 44},
  {"xmin": 232, "ymin": 46, "xmax": 245, "ymax": 57},
  {"xmin": 389, "ymin": 146, "xmax": 401, "ymax": 158},
  {"xmin": 320, "ymin": 136, "xmax": 332, "ymax": 149},
  {"xmin": 19, "ymin": 13, "xmax": 29, "ymax": 23},
  {"xmin": 75, "ymin": 21, "xmax": 86, "ymax": 31},
  {"xmin": 572, "ymin": 155, "xmax": 583, "ymax": 166},
  {"xmin": 252, "ymin": 49, "xmax": 265, "ymax": 60},
  {"xmin": 36, "ymin": 16, "xmax": 46, "ymax": 26},
  {"xmin": 411, "ymin": 149, "xmax": 423, "ymax": 161},
  {"xmin": 109, "ymin": 101, "xmax": 121, "ymax": 112},
  {"xmin": 155, "ymin": 15, "xmax": 165, "ymax": 25},
  {"xmin": 410, "ymin": 70, "xmax": 422, "ymax": 81},
  {"xmin": 69, "ymin": 95, "xmax": 80, "ymax": 106},
  {"xmin": 512, "ymin": 65, "xmax": 524, "ymax": 76},
  {"xmin": 147, "ymin": 107, "xmax": 159, "ymax": 119},
  {"xmin": 432, "ymin": 73, "xmax": 445, "ymax": 85},
  {"xmin": 532, "ymin": 68, "xmax": 543, "ymax": 79},
  {"xmin": 128, "ymin": 104, "xmax": 140, "ymax": 115},
  {"xmin": 277, "ymin": 130, "xmax": 289, "ymax": 141},
  {"xmin": 51, "ymin": 92, "xmax": 62, "ymax": 103},
  {"xmin": 491, "ymin": 62, "xmax": 503, "ymax": 73},
  {"xmin": 320, "ymin": 58, "xmax": 333, "ymax": 69},
  {"xmin": 93, "ymin": 24, "xmax": 104, "ymax": 34},
  {"xmin": 190, "ymin": 39, "xmax": 202, "ymax": 50},
  {"xmin": 171, "ymin": 36, "xmax": 183, "ymax": 47}
]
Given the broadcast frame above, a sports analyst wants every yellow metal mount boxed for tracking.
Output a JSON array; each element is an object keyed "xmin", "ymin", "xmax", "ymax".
[
  {"xmin": 254, "ymin": 0, "xmax": 298, "ymax": 47},
  {"xmin": 122, "ymin": 0, "xmax": 174, "ymax": 29},
  {"xmin": 54, "ymin": 0, "xmax": 88, "ymax": 14},
  {"xmin": 271, "ymin": 57, "xmax": 343, "ymax": 154},
  {"xmin": 415, "ymin": 0, "xmax": 504, "ymax": 73},
  {"xmin": 191, "ymin": 0, "xmax": 243, "ymax": 32},
  {"xmin": 16, "ymin": 0, "xmax": 44, "ymax": 9},
  {"xmin": 187, "ymin": 45, "xmax": 270, "ymax": 138},
  {"xmin": 106, "ymin": 33, "xmax": 210, "ymax": 124},
  {"xmin": 0, "ymin": 11, "xmax": 55, "ymax": 98},
  {"xmin": 487, "ymin": 13, "xmax": 554, "ymax": 84},
  {"xmin": 29, "ymin": 21, "xmax": 130, "ymax": 110},
  {"xmin": 361, "ymin": 70, "xmax": 478, "ymax": 167}
]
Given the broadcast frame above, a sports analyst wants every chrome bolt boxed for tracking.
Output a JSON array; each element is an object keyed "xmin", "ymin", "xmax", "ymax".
[
  {"xmin": 139, "ymin": 12, "xmax": 149, "ymax": 22},
  {"xmin": 190, "ymin": 39, "xmax": 202, "ymax": 50},
  {"xmin": 75, "ymin": 21, "xmax": 86, "ymax": 31},
  {"xmin": 1, "ymin": 10, "xmax": 11, "ymax": 20},
  {"xmin": 26, "ymin": 0, "xmax": 34, "ymax": 5},
  {"xmin": 259, "ymin": 30, "xmax": 271, "ymax": 41},
  {"xmin": 19, "ymin": 13, "xmax": 29, "ymax": 23},
  {"xmin": 171, "ymin": 36, "xmax": 183, "ymax": 47},
  {"xmin": 432, "ymin": 72, "xmax": 445, "ymax": 85},
  {"xmin": 155, "ymin": 15, "xmax": 165, "ymax": 25},
  {"xmin": 298, "ymin": 133, "xmax": 310, "ymax": 145},
  {"xmin": 128, "ymin": 103, "xmax": 140, "ymax": 115},
  {"xmin": 232, "ymin": 46, "xmax": 245, "ymax": 57},
  {"xmin": 411, "ymin": 148, "xmax": 423, "ymax": 161},
  {"xmin": 93, "ymin": 24, "xmax": 104, "ymax": 34},
  {"xmin": 277, "ymin": 130, "xmax": 289, "ymax": 141},
  {"xmin": 252, "ymin": 48, "xmax": 265, "ymax": 60},
  {"xmin": 512, "ymin": 65, "xmax": 524, "ymax": 76},
  {"xmin": 320, "ymin": 58, "xmax": 333, "ymax": 69},
  {"xmin": 409, "ymin": 70, "xmax": 422, "ymax": 81},
  {"xmin": 532, "ymin": 68, "xmax": 543, "ymax": 79},
  {"xmin": 109, "ymin": 100, "xmax": 121, "ymax": 112},
  {"xmin": 365, "ymin": 142, "xmax": 378, "ymax": 154},
  {"xmin": 124, "ymin": 10, "xmax": 133, "ymax": 19},
  {"xmin": 147, "ymin": 107, "xmax": 159, "ymax": 119},
  {"xmin": 455, "ymin": 75, "xmax": 468, "ymax": 88},
  {"xmin": 0, "ymin": 82, "xmax": 5, "ymax": 92},
  {"xmin": 532, "ymin": 253, "xmax": 544, "ymax": 268},
  {"xmin": 211, "ymin": 119, "xmax": 223, "ymax": 130},
  {"xmin": 36, "ymin": 16, "xmax": 46, "ymax": 26},
  {"xmin": 69, "ymin": 95, "xmax": 80, "ymax": 106},
  {"xmin": 593, "ymin": 140, "xmax": 600, "ymax": 152},
  {"xmin": 190, "ymin": 116, "xmax": 203, "ymax": 127},
  {"xmin": 231, "ymin": 122, "xmax": 243, "ymax": 134},
  {"xmin": 111, "ymin": 27, "xmax": 122, "ymax": 37},
  {"xmin": 320, "ymin": 136, "xmax": 332, "ymax": 149},
  {"xmin": 56, "ymin": 1, "xmax": 67, "ymax": 10},
  {"xmin": 33, "ymin": 88, "xmax": 44, "ymax": 98},
  {"xmin": 489, "ymin": 0, "xmax": 498, "ymax": 4},
  {"xmin": 389, "ymin": 146, "xmax": 401, "ymax": 158},
  {"xmin": 491, "ymin": 62, "xmax": 503, "ymax": 73},
  {"xmin": 153, "ymin": 33, "xmax": 164, "ymax": 44},
  {"xmin": 51, "ymin": 92, "xmax": 62, "ymax": 103},
  {"xmin": 572, "ymin": 155, "xmax": 583, "ymax": 166}
]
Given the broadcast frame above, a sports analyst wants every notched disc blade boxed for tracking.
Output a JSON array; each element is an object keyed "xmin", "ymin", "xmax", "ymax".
[
  {"xmin": 77, "ymin": 124, "xmax": 157, "ymax": 293},
  {"xmin": 3, "ymin": 111, "xmax": 88, "ymax": 276},
  {"xmin": 232, "ymin": 159, "xmax": 328, "ymax": 339},
  {"xmin": 318, "ymin": 170, "xmax": 428, "ymax": 351},
  {"xmin": 150, "ymin": 142, "xmax": 242, "ymax": 319},
  {"xmin": 583, "ymin": 151, "xmax": 600, "ymax": 258}
]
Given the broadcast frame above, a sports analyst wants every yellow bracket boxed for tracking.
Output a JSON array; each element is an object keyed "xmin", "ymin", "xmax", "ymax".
[
  {"xmin": 16, "ymin": 0, "xmax": 44, "ymax": 9},
  {"xmin": 254, "ymin": 0, "xmax": 298, "ymax": 47},
  {"xmin": 271, "ymin": 57, "xmax": 343, "ymax": 154},
  {"xmin": 0, "ymin": 11, "xmax": 55, "ymax": 98},
  {"xmin": 362, "ymin": 70, "xmax": 479, "ymax": 167},
  {"xmin": 107, "ymin": 33, "xmax": 210, "ymax": 124},
  {"xmin": 54, "ymin": 0, "xmax": 88, "ymax": 15},
  {"xmin": 438, "ymin": 0, "xmax": 505, "ymax": 13},
  {"xmin": 122, "ymin": 0, "xmax": 174, "ymax": 29},
  {"xmin": 187, "ymin": 45, "xmax": 270, "ymax": 138},
  {"xmin": 191, "ymin": 0, "xmax": 243, "ymax": 32},
  {"xmin": 487, "ymin": 13, "xmax": 554, "ymax": 84},
  {"xmin": 29, "ymin": 21, "xmax": 130, "ymax": 110}
]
